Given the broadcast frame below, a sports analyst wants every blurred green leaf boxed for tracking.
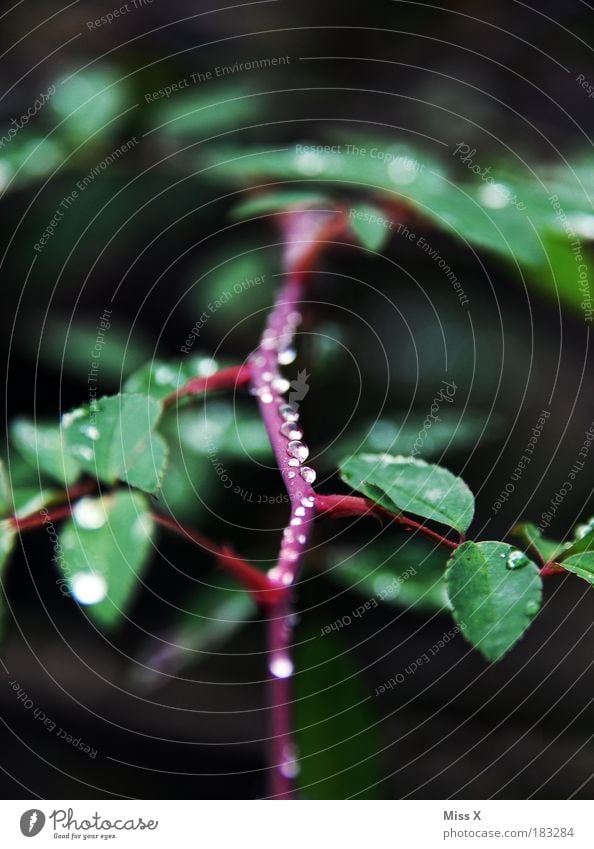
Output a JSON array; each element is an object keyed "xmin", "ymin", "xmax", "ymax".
[
  {"xmin": 10, "ymin": 419, "xmax": 81, "ymax": 486},
  {"xmin": 330, "ymin": 411, "xmax": 500, "ymax": 463},
  {"xmin": 34, "ymin": 317, "xmax": 153, "ymax": 386},
  {"xmin": 155, "ymin": 85, "xmax": 261, "ymax": 139},
  {"xmin": 339, "ymin": 453, "xmax": 474, "ymax": 534},
  {"xmin": 58, "ymin": 492, "xmax": 154, "ymax": 627},
  {"xmin": 124, "ymin": 355, "xmax": 220, "ymax": 400},
  {"xmin": 0, "ymin": 461, "xmax": 12, "ymax": 518},
  {"xmin": 232, "ymin": 189, "xmax": 331, "ymax": 219},
  {"xmin": 137, "ymin": 579, "xmax": 256, "ymax": 684},
  {"xmin": 51, "ymin": 67, "xmax": 129, "ymax": 142},
  {"xmin": 63, "ymin": 394, "xmax": 167, "ymax": 493},
  {"xmin": 326, "ymin": 541, "xmax": 449, "ymax": 614},
  {"xmin": 0, "ymin": 524, "xmax": 16, "ymax": 641},
  {"xmin": 558, "ymin": 517, "xmax": 594, "ymax": 562},
  {"xmin": 295, "ymin": 617, "xmax": 384, "ymax": 798},
  {"xmin": 169, "ymin": 400, "xmax": 271, "ymax": 460},
  {"xmin": 512, "ymin": 522, "xmax": 566, "ymax": 564},
  {"xmin": 12, "ymin": 487, "xmax": 61, "ymax": 518},
  {"xmin": 348, "ymin": 203, "xmax": 392, "ymax": 251},
  {"xmin": 446, "ymin": 541, "xmax": 542, "ymax": 662}
]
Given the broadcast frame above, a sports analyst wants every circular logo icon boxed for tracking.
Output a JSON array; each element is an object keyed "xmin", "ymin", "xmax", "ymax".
[{"xmin": 20, "ymin": 810, "xmax": 45, "ymax": 837}]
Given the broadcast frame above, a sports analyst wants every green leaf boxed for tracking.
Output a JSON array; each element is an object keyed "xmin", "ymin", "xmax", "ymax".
[
  {"xmin": 136, "ymin": 580, "xmax": 256, "ymax": 684},
  {"xmin": 339, "ymin": 453, "xmax": 474, "ymax": 534},
  {"xmin": 325, "ymin": 541, "xmax": 449, "ymax": 614},
  {"xmin": 0, "ymin": 523, "xmax": 16, "ymax": 641},
  {"xmin": 171, "ymin": 401, "xmax": 271, "ymax": 460},
  {"xmin": 232, "ymin": 189, "xmax": 331, "ymax": 219},
  {"xmin": 348, "ymin": 204, "xmax": 392, "ymax": 251},
  {"xmin": 295, "ymin": 617, "xmax": 384, "ymax": 798},
  {"xmin": 445, "ymin": 541, "xmax": 542, "ymax": 662},
  {"xmin": 10, "ymin": 419, "xmax": 81, "ymax": 486},
  {"xmin": 558, "ymin": 518, "xmax": 594, "ymax": 561},
  {"xmin": 0, "ymin": 460, "xmax": 11, "ymax": 518},
  {"xmin": 123, "ymin": 355, "xmax": 220, "ymax": 400},
  {"xmin": 512, "ymin": 522, "xmax": 567, "ymax": 564},
  {"xmin": 11, "ymin": 487, "xmax": 61, "ymax": 518},
  {"xmin": 62, "ymin": 394, "xmax": 167, "ymax": 494},
  {"xmin": 50, "ymin": 67, "xmax": 129, "ymax": 142},
  {"xmin": 58, "ymin": 492, "xmax": 154, "ymax": 627},
  {"xmin": 331, "ymin": 411, "xmax": 501, "ymax": 463},
  {"xmin": 156, "ymin": 84, "xmax": 261, "ymax": 138},
  {"xmin": 559, "ymin": 552, "xmax": 594, "ymax": 586}
]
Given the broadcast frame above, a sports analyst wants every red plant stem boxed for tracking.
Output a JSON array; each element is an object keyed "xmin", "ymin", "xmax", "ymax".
[
  {"xmin": 151, "ymin": 512, "xmax": 285, "ymax": 607},
  {"xmin": 164, "ymin": 364, "xmax": 252, "ymax": 407},
  {"xmin": 314, "ymin": 493, "xmax": 460, "ymax": 551},
  {"xmin": 249, "ymin": 210, "xmax": 345, "ymax": 798}
]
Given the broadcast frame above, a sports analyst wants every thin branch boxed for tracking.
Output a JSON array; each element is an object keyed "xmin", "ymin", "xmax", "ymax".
[
  {"xmin": 314, "ymin": 493, "xmax": 460, "ymax": 551},
  {"xmin": 151, "ymin": 512, "xmax": 286, "ymax": 607},
  {"xmin": 249, "ymin": 209, "xmax": 346, "ymax": 798},
  {"xmin": 163, "ymin": 363, "xmax": 252, "ymax": 408}
]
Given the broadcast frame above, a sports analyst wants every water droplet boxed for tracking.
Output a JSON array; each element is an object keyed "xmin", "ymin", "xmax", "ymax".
[
  {"xmin": 72, "ymin": 444, "xmax": 94, "ymax": 462},
  {"xmin": 297, "ymin": 534, "xmax": 307, "ymax": 544},
  {"xmin": 301, "ymin": 496, "xmax": 315, "ymax": 508},
  {"xmin": 279, "ymin": 403, "xmax": 299, "ymax": 422},
  {"xmin": 280, "ymin": 422, "xmax": 303, "ymax": 440},
  {"xmin": 197, "ymin": 357, "xmax": 218, "ymax": 376},
  {"xmin": 287, "ymin": 458, "xmax": 300, "ymax": 467},
  {"xmin": 290, "ymin": 517, "xmax": 302, "ymax": 526},
  {"xmin": 295, "ymin": 506, "xmax": 306, "ymax": 517},
  {"xmin": 61, "ymin": 408, "xmax": 85, "ymax": 428},
  {"xmin": 479, "ymin": 182, "xmax": 511, "ymax": 209},
  {"xmin": 73, "ymin": 498, "xmax": 106, "ymax": 530},
  {"xmin": 568, "ymin": 213, "xmax": 594, "ymax": 240},
  {"xmin": 574, "ymin": 523, "xmax": 592, "ymax": 541},
  {"xmin": 261, "ymin": 336, "xmax": 277, "ymax": 350},
  {"xmin": 267, "ymin": 567, "xmax": 281, "ymax": 581},
  {"xmin": 269, "ymin": 654, "xmax": 294, "ymax": 678},
  {"xmin": 283, "ymin": 550, "xmax": 299, "ymax": 563},
  {"xmin": 70, "ymin": 572, "xmax": 107, "ymax": 605},
  {"xmin": 287, "ymin": 441, "xmax": 309, "ymax": 462},
  {"xmin": 295, "ymin": 150, "xmax": 325, "ymax": 176},
  {"xmin": 278, "ymin": 347, "xmax": 297, "ymax": 366},
  {"xmin": 154, "ymin": 365, "xmax": 176, "ymax": 385},
  {"xmin": 505, "ymin": 549, "xmax": 531, "ymax": 570},
  {"xmin": 259, "ymin": 391, "xmax": 274, "ymax": 404},
  {"xmin": 300, "ymin": 466, "xmax": 316, "ymax": 484},
  {"xmin": 80, "ymin": 424, "xmax": 100, "ymax": 441},
  {"xmin": 388, "ymin": 155, "xmax": 418, "ymax": 185},
  {"xmin": 253, "ymin": 354, "xmax": 266, "ymax": 367},
  {"xmin": 271, "ymin": 377, "xmax": 291, "ymax": 394},
  {"xmin": 525, "ymin": 600, "xmax": 540, "ymax": 616},
  {"xmin": 279, "ymin": 744, "xmax": 300, "ymax": 779},
  {"xmin": 287, "ymin": 471, "xmax": 296, "ymax": 479},
  {"xmin": 262, "ymin": 371, "xmax": 274, "ymax": 383}
]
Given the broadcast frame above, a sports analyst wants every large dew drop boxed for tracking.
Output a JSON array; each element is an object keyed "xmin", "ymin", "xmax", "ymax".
[
  {"xmin": 271, "ymin": 377, "xmax": 291, "ymax": 394},
  {"xmin": 269, "ymin": 654, "xmax": 294, "ymax": 679},
  {"xmin": 505, "ymin": 550, "xmax": 531, "ymax": 571},
  {"xmin": 280, "ymin": 421, "xmax": 303, "ymax": 440},
  {"xmin": 278, "ymin": 347, "xmax": 297, "ymax": 366},
  {"xmin": 300, "ymin": 466, "xmax": 316, "ymax": 484},
  {"xmin": 73, "ymin": 498, "xmax": 107, "ymax": 530},
  {"xmin": 279, "ymin": 403, "xmax": 299, "ymax": 422},
  {"xmin": 287, "ymin": 441, "xmax": 309, "ymax": 463},
  {"xmin": 70, "ymin": 572, "xmax": 107, "ymax": 605}
]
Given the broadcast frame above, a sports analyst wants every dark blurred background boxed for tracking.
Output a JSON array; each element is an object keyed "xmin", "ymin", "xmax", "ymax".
[{"xmin": 0, "ymin": 0, "xmax": 593, "ymax": 799}]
